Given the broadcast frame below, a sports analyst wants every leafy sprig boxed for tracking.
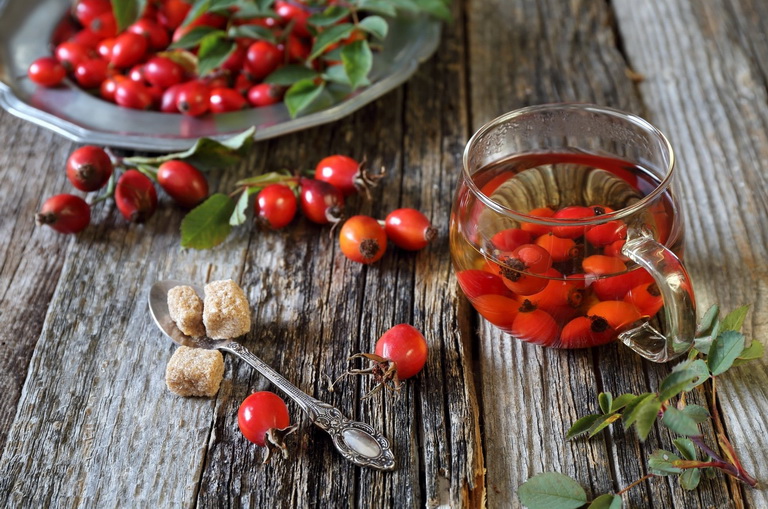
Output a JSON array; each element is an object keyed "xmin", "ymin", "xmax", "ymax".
[{"xmin": 519, "ymin": 305, "xmax": 763, "ymax": 508}]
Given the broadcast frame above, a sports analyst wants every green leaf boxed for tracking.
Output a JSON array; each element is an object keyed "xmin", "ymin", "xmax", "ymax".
[
  {"xmin": 358, "ymin": 15, "xmax": 388, "ymax": 40},
  {"xmin": 634, "ymin": 397, "xmax": 662, "ymax": 441},
  {"xmin": 720, "ymin": 305, "xmax": 749, "ymax": 332},
  {"xmin": 661, "ymin": 406, "xmax": 700, "ymax": 436},
  {"xmin": 672, "ymin": 437, "xmax": 697, "ymax": 460},
  {"xmin": 180, "ymin": 0, "xmax": 210, "ymax": 28},
  {"xmin": 598, "ymin": 393, "xmax": 612, "ymax": 415},
  {"xmin": 680, "ymin": 468, "xmax": 701, "ymax": 491},
  {"xmin": 621, "ymin": 393, "xmax": 655, "ymax": 429},
  {"xmin": 230, "ymin": 190, "xmax": 249, "ymax": 226},
  {"xmin": 517, "ymin": 472, "xmax": 588, "ymax": 509},
  {"xmin": 358, "ymin": 0, "xmax": 397, "ymax": 17},
  {"xmin": 681, "ymin": 404, "xmax": 709, "ymax": 423},
  {"xmin": 180, "ymin": 194, "xmax": 236, "ymax": 249},
  {"xmin": 587, "ymin": 494, "xmax": 622, "ymax": 509},
  {"xmin": 125, "ymin": 128, "xmax": 255, "ymax": 171},
  {"xmin": 624, "ymin": 394, "xmax": 661, "ymax": 440},
  {"xmin": 284, "ymin": 79, "xmax": 326, "ymax": 118},
  {"xmin": 170, "ymin": 26, "xmax": 223, "ymax": 49},
  {"xmin": 308, "ymin": 5, "xmax": 351, "ymax": 26},
  {"xmin": 708, "ymin": 330, "xmax": 746, "ymax": 375},
  {"xmin": 111, "ymin": 0, "xmax": 146, "ymax": 32},
  {"xmin": 648, "ymin": 450, "xmax": 683, "ymax": 475},
  {"xmin": 228, "ymin": 24, "xmax": 278, "ymax": 43},
  {"xmin": 341, "ymin": 40, "xmax": 372, "ymax": 89},
  {"xmin": 610, "ymin": 393, "xmax": 637, "ymax": 413},
  {"xmin": 695, "ymin": 304, "xmax": 719, "ymax": 336},
  {"xmin": 566, "ymin": 414, "xmax": 602, "ymax": 440},
  {"xmin": 309, "ymin": 23, "xmax": 355, "ymax": 60},
  {"xmin": 732, "ymin": 340, "xmax": 765, "ymax": 366},
  {"xmin": 587, "ymin": 413, "xmax": 622, "ymax": 438},
  {"xmin": 197, "ymin": 35, "xmax": 236, "ymax": 76},
  {"xmin": 388, "ymin": 0, "xmax": 420, "ymax": 11},
  {"xmin": 264, "ymin": 65, "xmax": 320, "ymax": 85},
  {"xmin": 236, "ymin": 170, "xmax": 294, "ymax": 188},
  {"xmin": 412, "ymin": 0, "xmax": 452, "ymax": 21},
  {"xmin": 658, "ymin": 361, "xmax": 709, "ymax": 401}
]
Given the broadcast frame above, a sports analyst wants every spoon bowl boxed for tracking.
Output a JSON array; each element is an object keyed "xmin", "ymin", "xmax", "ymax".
[{"xmin": 148, "ymin": 279, "xmax": 396, "ymax": 471}]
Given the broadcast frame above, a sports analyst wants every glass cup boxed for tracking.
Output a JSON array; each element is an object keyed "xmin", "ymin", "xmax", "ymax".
[{"xmin": 449, "ymin": 104, "xmax": 696, "ymax": 362}]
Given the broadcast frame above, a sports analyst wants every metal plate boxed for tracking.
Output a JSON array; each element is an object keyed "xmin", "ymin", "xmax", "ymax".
[{"xmin": 0, "ymin": 0, "xmax": 441, "ymax": 151}]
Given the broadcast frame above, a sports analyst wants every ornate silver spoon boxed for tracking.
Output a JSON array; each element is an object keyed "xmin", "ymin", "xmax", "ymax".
[{"xmin": 148, "ymin": 279, "xmax": 396, "ymax": 471}]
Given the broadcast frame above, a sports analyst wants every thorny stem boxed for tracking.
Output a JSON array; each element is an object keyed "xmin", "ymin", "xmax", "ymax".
[
  {"xmin": 616, "ymin": 473, "xmax": 657, "ymax": 496},
  {"xmin": 689, "ymin": 435, "xmax": 758, "ymax": 487}
]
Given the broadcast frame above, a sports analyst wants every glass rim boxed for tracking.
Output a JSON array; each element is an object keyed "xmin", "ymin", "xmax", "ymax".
[{"xmin": 461, "ymin": 103, "xmax": 676, "ymax": 226}]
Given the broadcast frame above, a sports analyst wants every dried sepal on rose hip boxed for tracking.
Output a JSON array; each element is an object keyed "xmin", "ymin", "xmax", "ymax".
[
  {"xmin": 298, "ymin": 177, "xmax": 345, "ymax": 225},
  {"xmin": 35, "ymin": 194, "xmax": 91, "ymax": 234},
  {"xmin": 314, "ymin": 155, "xmax": 385, "ymax": 198},
  {"xmin": 339, "ymin": 215, "xmax": 387, "ymax": 264},
  {"xmin": 238, "ymin": 391, "xmax": 298, "ymax": 464},
  {"xmin": 66, "ymin": 145, "xmax": 114, "ymax": 192},
  {"xmin": 338, "ymin": 324, "xmax": 428, "ymax": 399}
]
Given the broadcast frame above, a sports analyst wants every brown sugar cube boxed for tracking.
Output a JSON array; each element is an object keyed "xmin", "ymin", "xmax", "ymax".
[
  {"xmin": 203, "ymin": 279, "xmax": 251, "ymax": 339},
  {"xmin": 165, "ymin": 346, "xmax": 224, "ymax": 397},
  {"xmin": 167, "ymin": 285, "xmax": 206, "ymax": 338}
]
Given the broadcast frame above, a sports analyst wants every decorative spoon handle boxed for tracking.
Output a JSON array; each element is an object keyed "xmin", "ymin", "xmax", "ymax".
[{"xmin": 221, "ymin": 342, "xmax": 396, "ymax": 471}]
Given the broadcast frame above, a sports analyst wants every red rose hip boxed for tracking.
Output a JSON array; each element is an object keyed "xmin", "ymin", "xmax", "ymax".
[
  {"xmin": 35, "ymin": 194, "xmax": 91, "ymax": 234},
  {"xmin": 66, "ymin": 145, "xmax": 114, "ymax": 192}
]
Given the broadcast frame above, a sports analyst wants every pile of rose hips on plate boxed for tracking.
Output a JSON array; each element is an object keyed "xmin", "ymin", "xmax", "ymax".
[
  {"xmin": 237, "ymin": 323, "xmax": 428, "ymax": 461},
  {"xmin": 36, "ymin": 142, "xmax": 437, "ymax": 263},
  {"xmin": 26, "ymin": 0, "xmax": 448, "ymax": 116}
]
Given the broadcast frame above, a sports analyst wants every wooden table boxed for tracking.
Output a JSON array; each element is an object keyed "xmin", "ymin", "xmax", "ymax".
[{"xmin": 1, "ymin": 0, "xmax": 766, "ymax": 507}]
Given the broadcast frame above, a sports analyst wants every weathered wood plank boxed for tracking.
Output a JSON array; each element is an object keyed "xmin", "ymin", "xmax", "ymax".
[
  {"xmin": 614, "ymin": 1, "xmax": 768, "ymax": 508},
  {"xmin": 0, "ymin": 109, "xmax": 77, "ymax": 452}
]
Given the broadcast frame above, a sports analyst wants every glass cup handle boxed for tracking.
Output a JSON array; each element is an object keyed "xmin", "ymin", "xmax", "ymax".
[{"xmin": 619, "ymin": 229, "xmax": 697, "ymax": 362}]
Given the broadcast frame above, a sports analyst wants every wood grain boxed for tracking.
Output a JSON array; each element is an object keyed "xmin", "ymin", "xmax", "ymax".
[{"xmin": 0, "ymin": 110, "xmax": 77, "ymax": 452}]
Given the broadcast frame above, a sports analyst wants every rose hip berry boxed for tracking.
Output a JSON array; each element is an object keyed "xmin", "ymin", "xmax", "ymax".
[
  {"xmin": 208, "ymin": 87, "xmax": 247, "ymax": 113},
  {"xmin": 339, "ymin": 215, "xmax": 387, "ymax": 264},
  {"xmin": 490, "ymin": 228, "xmax": 532, "ymax": 252},
  {"xmin": 156, "ymin": 160, "xmax": 208, "ymax": 208},
  {"xmin": 455, "ymin": 269, "xmax": 512, "ymax": 300},
  {"xmin": 115, "ymin": 169, "xmax": 158, "ymax": 222},
  {"xmin": 384, "ymin": 208, "xmax": 437, "ymax": 251},
  {"xmin": 143, "ymin": 56, "xmax": 184, "ymax": 89},
  {"xmin": 374, "ymin": 324, "xmax": 428, "ymax": 380},
  {"xmin": 110, "ymin": 31, "xmax": 148, "ymax": 68},
  {"xmin": 298, "ymin": 178, "xmax": 344, "ymax": 225},
  {"xmin": 176, "ymin": 81, "xmax": 210, "ymax": 116},
  {"xmin": 588, "ymin": 300, "xmax": 643, "ymax": 332},
  {"xmin": 255, "ymin": 184, "xmax": 297, "ymax": 229},
  {"xmin": 238, "ymin": 391, "xmax": 297, "ymax": 463},
  {"xmin": 114, "ymin": 80, "xmax": 153, "ymax": 110},
  {"xmin": 35, "ymin": 194, "xmax": 91, "ymax": 234},
  {"xmin": 66, "ymin": 145, "xmax": 114, "ymax": 191},
  {"xmin": 28, "ymin": 57, "xmax": 66, "ymax": 87},
  {"xmin": 244, "ymin": 40, "xmax": 283, "ymax": 80},
  {"xmin": 559, "ymin": 315, "xmax": 615, "ymax": 348},
  {"xmin": 314, "ymin": 155, "xmax": 362, "ymax": 197},
  {"xmin": 552, "ymin": 206, "xmax": 595, "ymax": 239},
  {"xmin": 511, "ymin": 300, "xmax": 559, "ymax": 346},
  {"xmin": 247, "ymin": 83, "xmax": 283, "ymax": 107},
  {"xmin": 74, "ymin": 58, "xmax": 110, "ymax": 89}
]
